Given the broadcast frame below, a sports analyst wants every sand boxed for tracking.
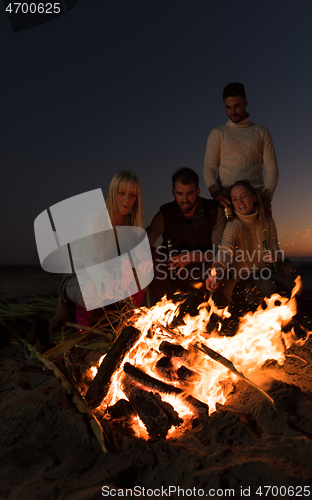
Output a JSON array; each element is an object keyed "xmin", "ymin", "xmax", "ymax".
[{"xmin": 1, "ymin": 266, "xmax": 312, "ymax": 499}]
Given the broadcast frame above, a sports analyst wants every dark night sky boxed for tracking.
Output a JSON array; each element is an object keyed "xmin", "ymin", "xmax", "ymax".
[{"xmin": 1, "ymin": 0, "xmax": 312, "ymax": 265}]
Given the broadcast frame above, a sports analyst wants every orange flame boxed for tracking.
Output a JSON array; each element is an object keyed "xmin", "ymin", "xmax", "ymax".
[{"xmin": 90, "ymin": 277, "xmax": 309, "ymax": 438}]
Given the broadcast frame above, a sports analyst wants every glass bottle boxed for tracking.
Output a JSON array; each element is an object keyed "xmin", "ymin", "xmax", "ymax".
[
  {"xmin": 262, "ymin": 240, "xmax": 276, "ymax": 273},
  {"xmin": 167, "ymin": 239, "xmax": 174, "ymax": 258},
  {"xmin": 167, "ymin": 239, "xmax": 176, "ymax": 275},
  {"xmin": 224, "ymin": 206, "xmax": 233, "ymax": 222}
]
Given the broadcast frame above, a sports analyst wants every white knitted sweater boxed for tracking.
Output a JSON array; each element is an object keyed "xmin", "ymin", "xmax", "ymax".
[
  {"xmin": 213, "ymin": 211, "xmax": 280, "ymax": 277},
  {"xmin": 203, "ymin": 114, "xmax": 279, "ymax": 200}
]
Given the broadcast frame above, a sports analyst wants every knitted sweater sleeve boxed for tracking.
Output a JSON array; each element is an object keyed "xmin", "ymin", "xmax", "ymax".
[
  {"xmin": 203, "ymin": 128, "xmax": 221, "ymax": 195},
  {"xmin": 262, "ymin": 128, "xmax": 279, "ymax": 199}
]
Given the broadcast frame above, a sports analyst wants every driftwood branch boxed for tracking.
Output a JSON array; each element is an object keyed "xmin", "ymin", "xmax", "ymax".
[{"xmin": 195, "ymin": 342, "xmax": 276, "ymax": 410}]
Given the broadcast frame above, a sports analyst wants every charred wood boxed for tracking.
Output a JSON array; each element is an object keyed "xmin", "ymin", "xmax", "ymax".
[
  {"xmin": 155, "ymin": 357, "xmax": 175, "ymax": 381},
  {"xmin": 159, "ymin": 341, "xmax": 189, "ymax": 360},
  {"xmin": 153, "ymin": 393, "xmax": 183, "ymax": 427},
  {"xmin": 177, "ymin": 365, "xmax": 196, "ymax": 382},
  {"xmin": 123, "ymin": 362, "xmax": 181, "ymax": 395},
  {"xmin": 107, "ymin": 399, "xmax": 134, "ymax": 420},
  {"xmin": 183, "ymin": 395, "xmax": 209, "ymax": 416},
  {"xmin": 122, "ymin": 377, "xmax": 182, "ymax": 440},
  {"xmin": 123, "ymin": 363, "xmax": 209, "ymax": 417},
  {"xmin": 86, "ymin": 326, "xmax": 141, "ymax": 408},
  {"xmin": 155, "ymin": 357, "xmax": 196, "ymax": 384}
]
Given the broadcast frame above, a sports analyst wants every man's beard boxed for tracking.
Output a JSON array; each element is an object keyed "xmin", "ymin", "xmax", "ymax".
[
  {"xmin": 229, "ymin": 111, "xmax": 247, "ymax": 123},
  {"xmin": 177, "ymin": 200, "xmax": 197, "ymax": 215}
]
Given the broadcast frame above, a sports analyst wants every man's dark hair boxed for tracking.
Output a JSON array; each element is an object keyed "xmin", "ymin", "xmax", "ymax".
[
  {"xmin": 172, "ymin": 168, "xmax": 199, "ymax": 190},
  {"xmin": 223, "ymin": 82, "xmax": 246, "ymax": 101}
]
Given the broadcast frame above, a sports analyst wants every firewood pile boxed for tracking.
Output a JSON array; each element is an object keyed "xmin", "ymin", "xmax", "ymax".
[
  {"xmin": 2, "ymin": 280, "xmax": 310, "ymax": 453},
  {"xmin": 85, "ymin": 325, "xmax": 210, "ymax": 440}
]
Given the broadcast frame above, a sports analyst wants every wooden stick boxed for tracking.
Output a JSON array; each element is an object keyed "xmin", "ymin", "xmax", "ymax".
[
  {"xmin": 65, "ymin": 322, "xmax": 115, "ymax": 337},
  {"xmin": 195, "ymin": 342, "xmax": 276, "ymax": 409}
]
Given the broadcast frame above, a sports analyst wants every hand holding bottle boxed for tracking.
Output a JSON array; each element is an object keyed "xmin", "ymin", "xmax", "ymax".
[
  {"xmin": 262, "ymin": 251, "xmax": 275, "ymax": 263},
  {"xmin": 212, "ymin": 190, "xmax": 231, "ymax": 208},
  {"xmin": 262, "ymin": 240, "xmax": 276, "ymax": 273},
  {"xmin": 206, "ymin": 268, "xmax": 218, "ymax": 292}
]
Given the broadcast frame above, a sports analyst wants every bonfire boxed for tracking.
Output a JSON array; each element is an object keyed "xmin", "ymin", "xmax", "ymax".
[
  {"xmin": 59, "ymin": 277, "xmax": 308, "ymax": 447},
  {"xmin": 3, "ymin": 278, "xmax": 309, "ymax": 452}
]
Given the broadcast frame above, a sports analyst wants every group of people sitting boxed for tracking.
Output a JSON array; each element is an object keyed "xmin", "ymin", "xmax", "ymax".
[
  {"xmin": 59, "ymin": 167, "xmax": 294, "ymax": 330},
  {"xmin": 59, "ymin": 82, "xmax": 295, "ymax": 329}
]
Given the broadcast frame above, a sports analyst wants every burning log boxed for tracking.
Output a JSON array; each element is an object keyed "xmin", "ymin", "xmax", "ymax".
[
  {"xmin": 86, "ymin": 326, "xmax": 141, "ymax": 408},
  {"xmin": 123, "ymin": 362, "xmax": 208, "ymax": 416},
  {"xmin": 107, "ymin": 399, "xmax": 134, "ymax": 419},
  {"xmin": 177, "ymin": 365, "xmax": 196, "ymax": 382},
  {"xmin": 124, "ymin": 362, "xmax": 181, "ymax": 395},
  {"xmin": 155, "ymin": 357, "xmax": 196, "ymax": 383},
  {"xmin": 122, "ymin": 376, "xmax": 183, "ymax": 440},
  {"xmin": 159, "ymin": 341, "xmax": 189, "ymax": 360},
  {"xmin": 184, "ymin": 395, "xmax": 210, "ymax": 416},
  {"xmin": 155, "ymin": 356, "xmax": 175, "ymax": 380}
]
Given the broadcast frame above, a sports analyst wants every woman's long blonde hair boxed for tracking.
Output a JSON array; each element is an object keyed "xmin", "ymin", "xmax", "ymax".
[
  {"xmin": 229, "ymin": 180, "xmax": 270, "ymax": 247},
  {"xmin": 106, "ymin": 171, "xmax": 143, "ymax": 228}
]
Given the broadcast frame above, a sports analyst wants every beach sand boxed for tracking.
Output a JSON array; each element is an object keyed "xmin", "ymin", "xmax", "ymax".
[{"xmin": 1, "ymin": 266, "xmax": 312, "ymax": 499}]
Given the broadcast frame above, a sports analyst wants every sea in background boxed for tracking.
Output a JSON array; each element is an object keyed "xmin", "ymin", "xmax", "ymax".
[{"xmin": 0, "ymin": 256, "xmax": 312, "ymax": 302}]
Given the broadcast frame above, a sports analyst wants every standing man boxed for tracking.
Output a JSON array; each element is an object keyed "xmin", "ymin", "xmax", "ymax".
[
  {"xmin": 203, "ymin": 82, "xmax": 279, "ymax": 215},
  {"xmin": 145, "ymin": 168, "xmax": 225, "ymax": 303}
]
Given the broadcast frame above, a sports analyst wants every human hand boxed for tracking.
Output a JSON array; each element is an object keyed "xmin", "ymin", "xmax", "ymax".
[
  {"xmin": 138, "ymin": 260, "xmax": 153, "ymax": 275},
  {"xmin": 102, "ymin": 275, "xmax": 119, "ymax": 299},
  {"xmin": 205, "ymin": 268, "xmax": 219, "ymax": 291},
  {"xmin": 120, "ymin": 258, "xmax": 133, "ymax": 289},
  {"xmin": 213, "ymin": 191, "xmax": 231, "ymax": 208},
  {"xmin": 263, "ymin": 251, "xmax": 276, "ymax": 263},
  {"xmin": 167, "ymin": 252, "xmax": 190, "ymax": 270}
]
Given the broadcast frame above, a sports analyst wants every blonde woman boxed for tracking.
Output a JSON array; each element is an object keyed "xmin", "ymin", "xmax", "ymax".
[
  {"xmin": 206, "ymin": 180, "xmax": 293, "ymax": 305},
  {"xmin": 66, "ymin": 171, "xmax": 150, "ymax": 328}
]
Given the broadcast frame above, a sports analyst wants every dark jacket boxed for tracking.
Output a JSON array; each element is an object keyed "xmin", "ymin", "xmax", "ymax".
[{"xmin": 160, "ymin": 197, "xmax": 218, "ymax": 253}]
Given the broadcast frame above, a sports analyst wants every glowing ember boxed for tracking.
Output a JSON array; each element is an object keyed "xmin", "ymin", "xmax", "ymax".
[{"xmin": 90, "ymin": 277, "xmax": 310, "ymax": 439}]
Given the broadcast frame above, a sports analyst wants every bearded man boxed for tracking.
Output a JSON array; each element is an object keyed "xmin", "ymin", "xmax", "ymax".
[{"xmin": 145, "ymin": 168, "xmax": 225, "ymax": 302}]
